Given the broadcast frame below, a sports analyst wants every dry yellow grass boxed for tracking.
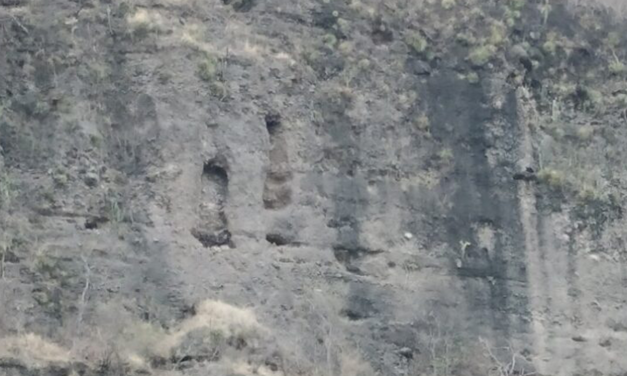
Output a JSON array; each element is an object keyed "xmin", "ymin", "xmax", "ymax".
[
  {"xmin": 126, "ymin": 8, "xmax": 165, "ymax": 31},
  {"xmin": 0, "ymin": 300, "xmax": 268, "ymax": 373},
  {"xmin": 0, "ymin": 333, "xmax": 71, "ymax": 365},
  {"xmin": 156, "ymin": 299, "xmax": 267, "ymax": 356},
  {"xmin": 113, "ymin": 299, "xmax": 269, "ymax": 368},
  {"xmin": 178, "ymin": 300, "xmax": 265, "ymax": 339}
]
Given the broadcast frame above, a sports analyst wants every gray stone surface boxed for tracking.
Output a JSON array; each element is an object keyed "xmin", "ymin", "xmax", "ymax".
[{"xmin": 2, "ymin": 0, "xmax": 627, "ymax": 375}]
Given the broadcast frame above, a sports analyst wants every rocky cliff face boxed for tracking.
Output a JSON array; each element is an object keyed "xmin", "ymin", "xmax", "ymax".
[{"xmin": 2, "ymin": 0, "xmax": 627, "ymax": 375}]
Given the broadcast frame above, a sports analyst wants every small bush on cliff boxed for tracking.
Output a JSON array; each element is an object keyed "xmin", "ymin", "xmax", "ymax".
[
  {"xmin": 437, "ymin": 148, "xmax": 454, "ymax": 165},
  {"xmin": 198, "ymin": 55, "xmax": 219, "ymax": 82},
  {"xmin": 538, "ymin": 168, "xmax": 565, "ymax": 189},
  {"xmin": 127, "ymin": 8, "xmax": 162, "ymax": 39},
  {"xmin": 609, "ymin": 60, "xmax": 626, "ymax": 75},
  {"xmin": 468, "ymin": 45, "xmax": 497, "ymax": 67},
  {"xmin": 405, "ymin": 32, "xmax": 428, "ymax": 54}
]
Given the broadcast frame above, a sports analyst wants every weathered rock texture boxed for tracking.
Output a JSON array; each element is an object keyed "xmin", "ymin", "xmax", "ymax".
[{"xmin": 2, "ymin": 0, "xmax": 627, "ymax": 375}]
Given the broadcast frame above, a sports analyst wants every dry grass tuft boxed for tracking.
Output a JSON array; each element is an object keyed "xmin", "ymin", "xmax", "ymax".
[
  {"xmin": 0, "ymin": 333, "xmax": 71, "ymax": 365},
  {"xmin": 158, "ymin": 299, "xmax": 267, "ymax": 355},
  {"xmin": 180, "ymin": 299, "xmax": 265, "ymax": 339},
  {"xmin": 103, "ymin": 299, "xmax": 269, "ymax": 368}
]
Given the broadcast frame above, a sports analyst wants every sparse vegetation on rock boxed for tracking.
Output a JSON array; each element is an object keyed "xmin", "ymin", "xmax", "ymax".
[{"xmin": 2, "ymin": 0, "xmax": 627, "ymax": 375}]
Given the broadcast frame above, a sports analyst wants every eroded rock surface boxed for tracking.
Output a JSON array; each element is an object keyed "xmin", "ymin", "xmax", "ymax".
[{"xmin": 2, "ymin": 0, "xmax": 627, "ymax": 375}]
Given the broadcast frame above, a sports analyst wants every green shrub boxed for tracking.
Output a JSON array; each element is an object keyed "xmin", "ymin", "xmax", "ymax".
[
  {"xmin": 197, "ymin": 55, "xmax": 218, "ymax": 82},
  {"xmin": 456, "ymin": 32, "xmax": 476, "ymax": 46},
  {"xmin": 542, "ymin": 40, "xmax": 557, "ymax": 55},
  {"xmin": 609, "ymin": 60, "xmax": 626, "ymax": 75},
  {"xmin": 437, "ymin": 148, "xmax": 454, "ymax": 164},
  {"xmin": 468, "ymin": 45, "xmax": 497, "ymax": 67},
  {"xmin": 322, "ymin": 33, "xmax": 338, "ymax": 48},
  {"xmin": 488, "ymin": 22, "xmax": 507, "ymax": 46},
  {"xmin": 542, "ymin": 32, "xmax": 559, "ymax": 55},
  {"xmin": 466, "ymin": 72, "xmax": 480, "ymax": 84},
  {"xmin": 406, "ymin": 32, "xmax": 428, "ymax": 54},
  {"xmin": 605, "ymin": 32, "xmax": 621, "ymax": 48},
  {"xmin": 583, "ymin": 88, "xmax": 603, "ymax": 110},
  {"xmin": 51, "ymin": 168, "xmax": 69, "ymax": 188},
  {"xmin": 575, "ymin": 125, "xmax": 594, "ymax": 141},
  {"xmin": 414, "ymin": 115, "xmax": 430, "ymax": 131},
  {"xmin": 538, "ymin": 168, "xmax": 565, "ymax": 188},
  {"xmin": 613, "ymin": 94, "xmax": 627, "ymax": 107},
  {"xmin": 105, "ymin": 195, "xmax": 126, "ymax": 224},
  {"xmin": 441, "ymin": 0, "xmax": 456, "ymax": 10},
  {"xmin": 577, "ymin": 184, "xmax": 601, "ymax": 202}
]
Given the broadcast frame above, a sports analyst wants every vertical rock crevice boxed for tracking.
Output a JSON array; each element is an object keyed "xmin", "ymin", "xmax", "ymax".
[
  {"xmin": 263, "ymin": 113, "xmax": 293, "ymax": 211},
  {"xmin": 192, "ymin": 159, "xmax": 232, "ymax": 248}
]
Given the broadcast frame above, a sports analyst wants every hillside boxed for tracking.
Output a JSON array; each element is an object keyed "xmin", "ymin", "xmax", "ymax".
[{"xmin": 2, "ymin": 0, "xmax": 627, "ymax": 375}]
